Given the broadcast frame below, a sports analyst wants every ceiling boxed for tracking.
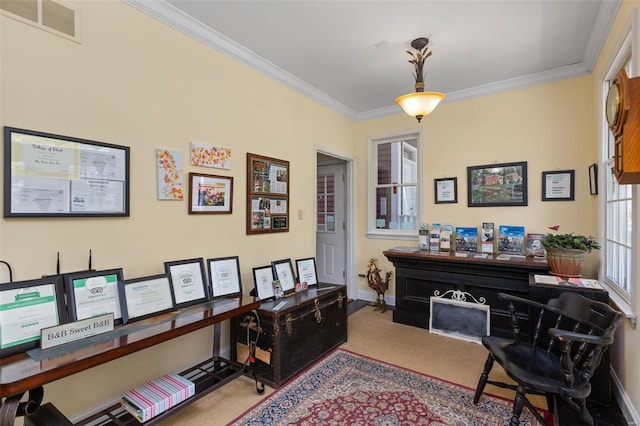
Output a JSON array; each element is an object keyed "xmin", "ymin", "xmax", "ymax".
[{"xmin": 124, "ymin": 0, "xmax": 620, "ymax": 121}]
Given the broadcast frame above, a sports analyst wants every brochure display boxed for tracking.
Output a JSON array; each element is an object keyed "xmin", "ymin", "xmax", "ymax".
[{"xmin": 247, "ymin": 153, "xmax": 290, "ymax": 234}]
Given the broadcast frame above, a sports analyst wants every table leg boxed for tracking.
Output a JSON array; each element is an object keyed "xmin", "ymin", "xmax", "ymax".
[{"xmin": 0, "ymin": 386, "xmax": 44, "ymax": 424}]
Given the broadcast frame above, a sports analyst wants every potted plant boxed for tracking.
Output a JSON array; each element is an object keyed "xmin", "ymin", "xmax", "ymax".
[{"xmin": 541, "ymin": 225, "xmax": 601, "ymax": 277}]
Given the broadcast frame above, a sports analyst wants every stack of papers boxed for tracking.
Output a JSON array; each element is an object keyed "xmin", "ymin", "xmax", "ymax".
[
  {"xmin": 121, "ymin": 373, "xmax": 195, "ymax": 422},
  {"xmin": 533, "ymin": 275, "xmax": 603, "ymax": 289}
]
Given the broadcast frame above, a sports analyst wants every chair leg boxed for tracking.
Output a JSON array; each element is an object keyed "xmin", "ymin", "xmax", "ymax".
[
  {"xmin": 575, "ymin": 398, "xmax": 594, "ymax": 426},
  {"xmin": 473, "ymin": 354, "xmax": 494, "ymax": 404},
  {"xmin": 509, "ymin": 384, "xmax": 527, "ymax": 426}
]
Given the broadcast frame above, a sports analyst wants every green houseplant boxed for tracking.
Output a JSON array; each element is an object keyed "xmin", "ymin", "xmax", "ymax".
[{"xmin": 541, "ymin": 225, "xmax": 600, "ymax": 277}]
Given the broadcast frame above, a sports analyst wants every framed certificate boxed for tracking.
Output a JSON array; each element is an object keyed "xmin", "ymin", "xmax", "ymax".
[
  {"xmin": 65, "ymin": 268, "xmax": 124, "ymax": 324},
  {"xmin": 434, "ymin": 177, "xmax": 458, "ymax": 204},
  {"xmin": 295, "ymin": 257, "xmax": 318, "ymax": 287},
  {"xmin": 207, "ymin": 256, "xmax": 242, "ymax": 299},
  {"xmin": 252, "ymin": 265, "xmax": 275, "ymax": 301},
  {"xmin": 542, "ymin": 170, "xmax": 575, "ymax": 201},
  {"xmin": 118, "ymin": 274, "xmax": 175, "ymax": 324},
  {"xmin": 271, "ymin": 259, "xmax": 296, "ymax": 293},
  {"xmin": 164, "ymin": 258, "xmax": 210, "ymax": 308},
  {"xmin": 0, "ymin": 276, "xmax": 68, "ymax": 356},
  {"xmin": 4, "ymin": 126, "xmax": 130, "ymax": 217}
]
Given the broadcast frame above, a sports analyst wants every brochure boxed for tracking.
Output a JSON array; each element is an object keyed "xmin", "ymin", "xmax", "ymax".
[
  {"xmin": 498, "ymin": 225, "xmax": 525, "ymax": 254},
  {"xmin": 526, "ymin": 233, "xmax": 546, "ymax": 257},
  {"xmin": 455, "ymin": 227, "xmax": 478, "ymax": 252},
  {"xmin": 430, "ymin": 223, "xmax": 441, "ymax": 252},
  {"xmin": 418, "ymin": 223, "xmax": 429, "ymax": 249},
  {"xmin": 481, "ymin": 222, "xmax": 494, "ymax": 254}
]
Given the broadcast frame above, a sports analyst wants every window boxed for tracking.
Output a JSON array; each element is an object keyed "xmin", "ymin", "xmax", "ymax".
[
  {"xmin": 317, "ymin": 174, "xmax": 335, "ymax": 233},
  {"xmin": 602, "ymin": 37, "xmax": 637, "ymax": 323},
  {"xmin": 1, "ymin": 0, "xmax": 80, "ymax": 42},
  {"xmin": 368, "ymin": 131, "xmax": 422, "ymax": 238}
]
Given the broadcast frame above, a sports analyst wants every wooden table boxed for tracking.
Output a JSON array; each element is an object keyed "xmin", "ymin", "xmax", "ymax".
[{"xmin": 1, "ymin": 296, "xmax": 259, "ymax": 424}]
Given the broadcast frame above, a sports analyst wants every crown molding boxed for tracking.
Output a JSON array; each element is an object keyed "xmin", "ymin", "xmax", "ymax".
[{"xmin": 124, "ymin": 0, "xmax": 614, "ymax": 123}]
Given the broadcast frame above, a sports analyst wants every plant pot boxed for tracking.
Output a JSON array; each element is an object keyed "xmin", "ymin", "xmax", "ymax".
[{"xmin": 545, "ymin": 247, "xmax": 586, "ymax": 277}]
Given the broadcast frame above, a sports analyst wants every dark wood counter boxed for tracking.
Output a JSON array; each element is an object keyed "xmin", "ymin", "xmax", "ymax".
[{"xmin": 384, "ymin": 249, "xmax": 549, "ymax": 338}]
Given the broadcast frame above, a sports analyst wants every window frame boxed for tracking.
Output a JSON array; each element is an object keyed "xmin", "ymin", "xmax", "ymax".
[
  {"xmin": 599, "ymin": 21, "xmax": 638, "ymax": 326},
  {"xmin": 367, "ymin": 129, "xmax": 423, "ymax": 239}
]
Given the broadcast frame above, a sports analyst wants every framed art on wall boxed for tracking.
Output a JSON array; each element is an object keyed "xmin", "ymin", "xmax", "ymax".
[
  {"xmin": 542, "ymin": 170, "xmax": 574, "ymax": 201},
  {"xmin": 246, "ymin": 153, "xmax": 290, "ymax": 234},
  {"xmin": 467, "ymin": 161, "xmax": 528, "ymax": 207},
  {"xmin": 164, "ymin": 258, "xmax": 210, "ymax": 308},
  {"xmin": 589, "ymin": 163, "xmax": 598, "ymax": 195},
  {"xmin": 188, "ymin": 172, "xmax": 233, "ymax": 214},
  {"xmin": 0, "ymin": 276, "xmax": 68, "ymax": 356},
  {"xmin": 434, "ymin": 177, "xmax": 458, "ymax": 204},
  {"xmin": 64, "ymin": 268, "xmax": 124, "ymax": 324},
  {"xmin": 207, "ymin": 256, "xmax": 242, "ymax": 298},
  {"xmin": 4, "ymin": 127, "xmax": 130, "ymax": 217}
]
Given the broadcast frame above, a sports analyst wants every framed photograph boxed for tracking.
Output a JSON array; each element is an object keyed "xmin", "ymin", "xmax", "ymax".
[
  {"xmin": 207, "ymin": 256, "xmax": 242, "ymax": 298},
  {"xmin": 589, "ymin": 163, "xmax": 598, "ymax": 195},
  {"xmin": 542, "ymin": 170, "xmax": 574, "ymax": 201},
  {"xmin": 295, "ymin": 257, "xmax": 319, "ymax": 286},
  {"xmin": 164, "ymin": 258, "xmax": 210, "ymax": 308},
  {"xmin": 4, "ymin": 126, "xmax": 130, "ymax": 217},
  {"xmin": 118, "ymin": 274, "xmax": 175, "ymax": 324},
  {"xmin": 271, "ymin": 259, "xmax": 296, "ymax": 293},
  {"xmin": 434, "ymin": 177, "xmax": 457, "ymax": 204},
  {"xmin": 467, "ymin": 161, "xmax": 528, "ymax": 207},
  {"xmin": 246, "ymin": 153, "xmax": 290, "ymax": 235},
  {"xmin": 0, "ymin": 276, "xmax": 68, "ymax": 356},
  {"xmin": 65, "ymin": 268, "xmax": 124, "ymax": 324},
  {"xmin": 188, "ymin": 172, "xmax": 233, "ymax": 214},
  {"xmin": 252, "ymin": 265, "xmax": 275, "ymax": 301}
]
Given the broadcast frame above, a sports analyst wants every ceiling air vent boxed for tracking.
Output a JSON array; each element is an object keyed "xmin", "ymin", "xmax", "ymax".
[{"xmin": 1, "ymin": 0, "xmax": 80, "ymax": 42}]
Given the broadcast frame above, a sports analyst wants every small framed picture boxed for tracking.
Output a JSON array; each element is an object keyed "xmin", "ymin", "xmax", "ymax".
[
  {"xmin": 188, "ymin": 172, "xmax": 233, "ymax": 214},
  {"xmin": 0, "ymin": 276, "xmax": 68, "ymax": 356},
  {"xmin": 589, "ymin": 163, "xmax": 598, "ymax": 195},
  {"xmin": 252, "ymin": 265, "xmax": 275, "ymax": 301},
  {"xmin": 164, "ymin": 258, "xmax": 210, "ymax": 308},
  {"xmin": 271, "ymin": 259, "xmax": 296, "ymax": 293},
  {"xmin": 295, "ymin": 257, "xmax": 318, "ymax": 287},
  {"xmin": 434, "ymin": 177, "xmax": 458, "ymax": 204},
  {"xmin": 207, "ymin": 256, "xmax": 242, "ymax": 299},
  {"xmin": 65, "ymin": 268, "xmax": 124, "ymax": 324},
  {"xmin": 542, "ymin": 170, "xmax": 574, "ymax": 201},
  {"xmin": 118, "ymin": 274, "xmax": 176, "ymax": 324}
]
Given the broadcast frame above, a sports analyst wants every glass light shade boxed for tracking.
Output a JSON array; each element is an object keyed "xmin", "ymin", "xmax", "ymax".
[{"xmin": 395, "ymin": 92, "xmax": 445, "ymax": 121}]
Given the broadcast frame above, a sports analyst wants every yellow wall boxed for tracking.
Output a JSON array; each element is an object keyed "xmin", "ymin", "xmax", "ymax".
[
  {"xmin": 355, "ymin": 75, "xmax": 599, "ymax": 293},
  {"xmin": 0, "ymin": 0, "xmax": 355, "ymax": 417},
  {"xmin": 2, "ymin": 0, "xmax": 638, "ymax": 421},
  {"xmin": 591, "ymin": 1, "xmax": 640, "ymax": 417}
]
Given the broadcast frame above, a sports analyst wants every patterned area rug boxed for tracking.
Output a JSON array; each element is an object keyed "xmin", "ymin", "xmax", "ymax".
[{"xmin": 230, "ymin": 349, "xmax": 553, "ymax": 425}]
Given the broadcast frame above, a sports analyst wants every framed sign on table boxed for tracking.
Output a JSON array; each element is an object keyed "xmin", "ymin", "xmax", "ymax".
[
  {"xmin": 0, "ymin": 276, "xmax": 68, "ymax": 356},
  {"xmin": 4, "ymin": 127, "xmax": 130, "ymax": 217},
  {"xmin": 246, "ymin": 153, "xmax": 289, "ymax": 234},
  {"xmin": 164, "ymin": 258, "xmax": 210, "ymax": 308},
  {"xmin": 64, "ymin": 268, "xmax": 124, "ymax": 324},
  {"xmin": 271, "ymin": 258, "xmax": 296, "ymax": 293},
  {"xmin": 118, "ymin": 274, "xmax": 176, "ymax": 324},
  {"xmin": 207, "ymin": 256, "xmax": 243, "ymax": 299},
  {"xmin": 252, "ymin": 265, "xmax": 275, "ymax": 301},
  {"xmin": 295, "ymin": 257, "xmax": 318, "ymax": 287}
]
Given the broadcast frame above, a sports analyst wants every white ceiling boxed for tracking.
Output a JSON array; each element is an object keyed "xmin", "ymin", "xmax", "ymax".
[{"xmin": 124, "ymin": 0, "xmax": 620, "ymax": 121}]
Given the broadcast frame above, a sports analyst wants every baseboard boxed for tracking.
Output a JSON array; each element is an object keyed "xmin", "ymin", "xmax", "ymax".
[
  {"xmin": 67, "ymin": 346, "xmax": 232, "ymax": 423},
  {"xmin": 356, "ymin": 289, "xmax": 395, "ymax": 307},
  {"xmin": 611, "ymin": 365, "xmax": 640, "ymax": 425}
]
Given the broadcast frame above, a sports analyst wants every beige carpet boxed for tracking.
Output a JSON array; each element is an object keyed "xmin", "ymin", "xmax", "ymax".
[{"xmin": 159, "ymin": 306, "xmax": 539, "ymax": 425}]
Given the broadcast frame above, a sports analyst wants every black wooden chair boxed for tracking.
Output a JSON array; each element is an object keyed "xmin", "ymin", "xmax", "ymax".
[{"xmin": 473, "ymin": 291, "xmax": 622, "ymax": 426}]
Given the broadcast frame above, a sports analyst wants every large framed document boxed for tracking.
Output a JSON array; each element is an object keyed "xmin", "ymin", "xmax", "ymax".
[
  {"xmin": 295, "ymin": 257, "xmax": 318, "ymax": 287},
  {"xmin": 164, "ymin": 258, "xmax": 210, "ymax": 308},
  {"xmin": 4, "ymin": 126, "xmax": 130, "ymax": 217},
  {"xmin": 0, "ymin": 276, "xmax": 68, "ymax": 356},
  {"xmin": 64, "ymin": 268, "xmax": 124, "ymax": 324},
  {"xmin": 271, "ymin": 258, "xmax": 296, "ymax": 293},
  {"xmin": 207, "ymin": 256, "xmax": 243, "ymax": 299},
  {"xmin": 118, "ymin": 274, "xmax": 176, "ymax": 324}
]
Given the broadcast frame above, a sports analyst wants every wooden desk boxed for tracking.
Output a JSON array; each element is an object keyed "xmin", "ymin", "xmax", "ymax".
[
  {"xmin": 384, "ymin": 249, "xmax": 548, "ymax": 338},
  {"xmin": 0, "ymin": 296, "xmax": 259, "ymax": 424}
]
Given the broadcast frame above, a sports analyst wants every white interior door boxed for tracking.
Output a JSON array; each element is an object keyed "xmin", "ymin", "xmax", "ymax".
[{"xmin": 316, "ymin": 163, "xmax": 346, "ymax": 285}]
